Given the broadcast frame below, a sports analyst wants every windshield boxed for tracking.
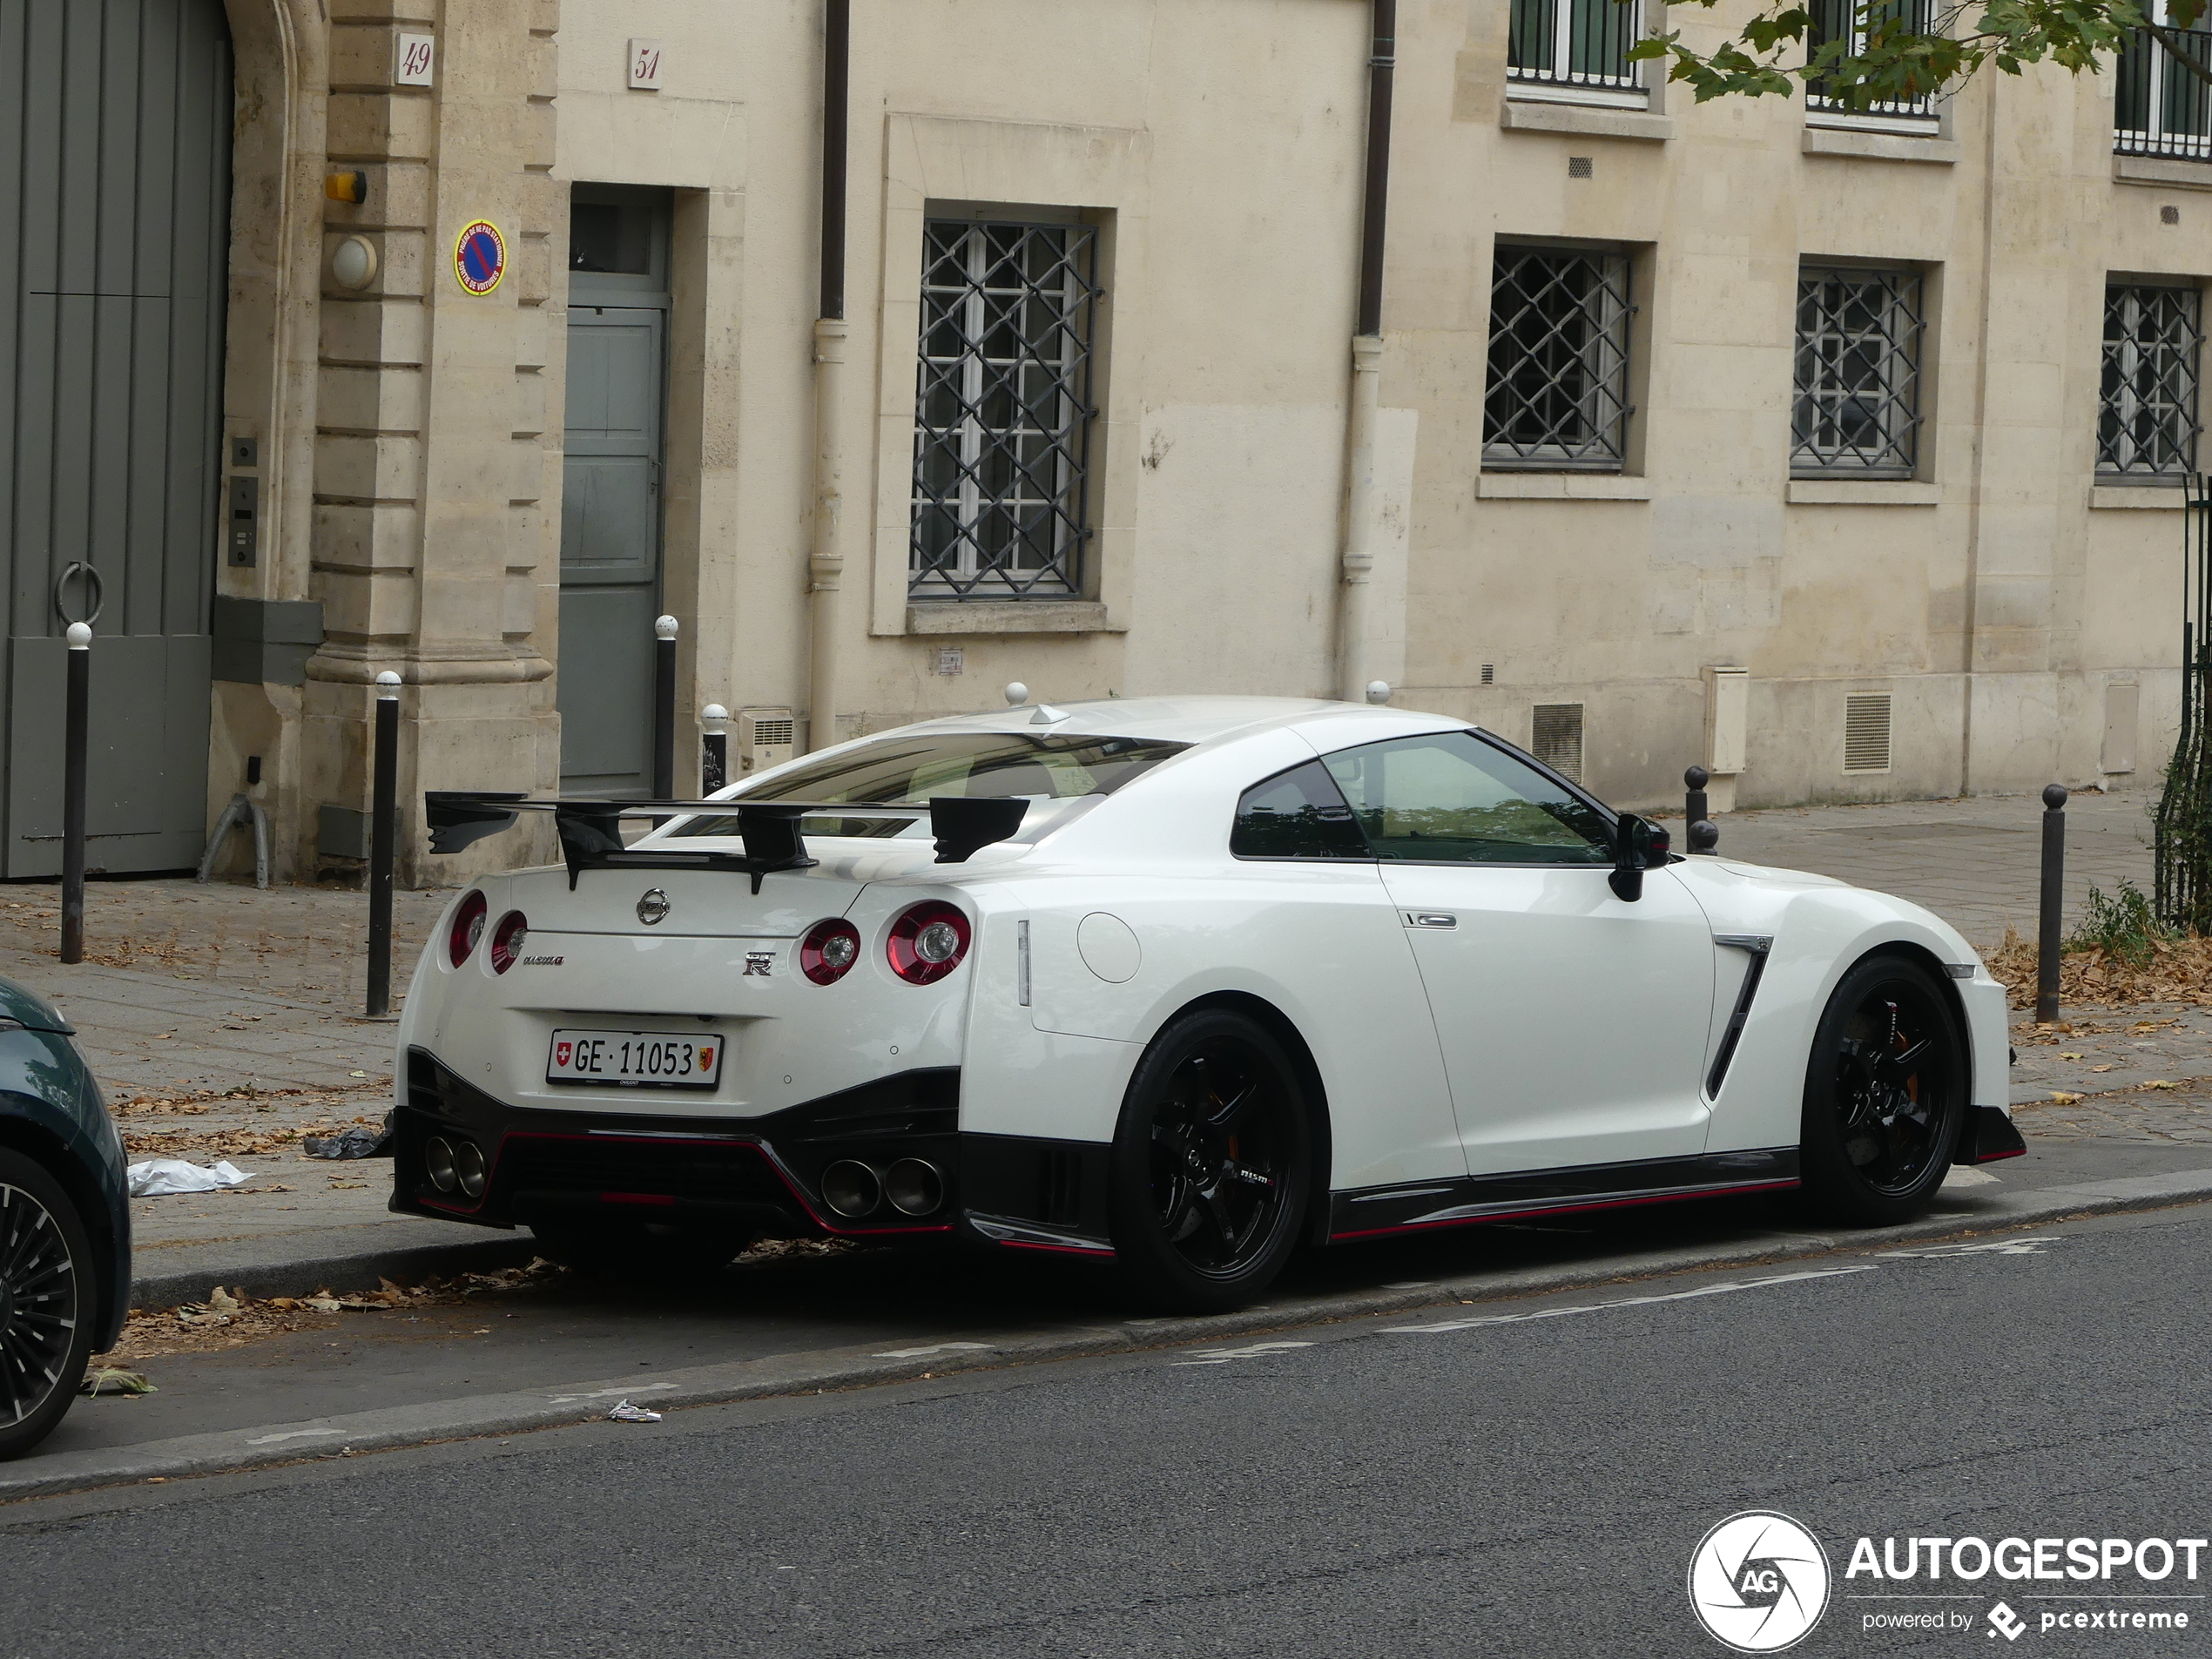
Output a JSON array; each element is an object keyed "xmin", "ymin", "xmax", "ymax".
[{"xmin": 671, "ymin": 732, "xmax": 1190, "ymax": 840}]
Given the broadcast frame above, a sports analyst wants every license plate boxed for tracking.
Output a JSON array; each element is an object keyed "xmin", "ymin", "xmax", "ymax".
[{"xmin": 546, "ymin": 1028, "xmax": 724, "ymax": 1089}]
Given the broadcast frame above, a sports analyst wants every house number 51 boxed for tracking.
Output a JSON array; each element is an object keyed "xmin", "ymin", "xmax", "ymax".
[{"xmin": 628, "ymin": 38, "xmax": 664, "ymax": 91}]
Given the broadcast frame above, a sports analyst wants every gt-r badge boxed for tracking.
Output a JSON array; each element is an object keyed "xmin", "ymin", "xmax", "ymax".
[
  {"xmin": 743, "ymin": 950, "xmax": 774, "ymax": 977},
  {"xmin": 637, "ymin": 888, "xmax": 671, "ymax": 926}
]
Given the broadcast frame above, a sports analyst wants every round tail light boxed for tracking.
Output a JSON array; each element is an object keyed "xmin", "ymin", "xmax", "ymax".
[
  {"xmin": 455, "ymin": 1140, "xmax": 488, "ymax": 1198},
  {"xmin": 425, "ymin": 1136, "xmax": 458, "ymax": 1193},
  {"xmin": 800, "ymin": 918, "xmax": 862, "ymax": 986},
  {"xmin": 489, "ymin": 910, "xmax": 529, "ymax": 974},
  {"xmin": 820, "ymin": 1160, "xmax": 881, "ymax": 1219},
  {"xmin": 887, "ymin": 901, "xmax": 970, "ymax": 985},
  {"xmin": 447, "ymin": 890, "xmax": 488, "ymax": 968}
]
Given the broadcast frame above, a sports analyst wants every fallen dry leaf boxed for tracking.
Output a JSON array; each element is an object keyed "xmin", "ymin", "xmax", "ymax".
[{"xmin": 2051, "ymin": 1091, "xmax": 2085, "ymax": 1105}]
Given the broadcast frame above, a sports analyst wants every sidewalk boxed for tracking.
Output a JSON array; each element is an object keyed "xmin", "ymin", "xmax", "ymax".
[{"xmin": 0, "ymin": 786, "xmax": 2189, "ymax": 1311}]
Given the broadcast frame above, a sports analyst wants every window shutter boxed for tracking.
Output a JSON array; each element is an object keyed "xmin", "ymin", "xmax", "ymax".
[{"xmin": 1843, "ymin": 693, "xmax": 1892, "ymax": 773}]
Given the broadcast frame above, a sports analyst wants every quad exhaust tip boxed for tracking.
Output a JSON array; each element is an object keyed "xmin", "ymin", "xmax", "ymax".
[
  {"xmin": 425, "ymin": 1136, "xmax": 457, "ymax": 1194},
  {"xmin": 819, "ymin": 1157, "xmax": 946, "ymax": 1219}
]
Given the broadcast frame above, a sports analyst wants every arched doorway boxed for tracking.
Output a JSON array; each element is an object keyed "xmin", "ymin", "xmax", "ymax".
[{"xmin": 0, "ymin": 0, "xmax": 233, "ymax": 875}]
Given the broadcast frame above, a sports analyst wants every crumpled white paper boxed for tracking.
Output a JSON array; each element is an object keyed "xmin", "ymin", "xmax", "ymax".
[{"xmin": 127, "ymin": 1158, "xmax": 255, "ymax": 1197}]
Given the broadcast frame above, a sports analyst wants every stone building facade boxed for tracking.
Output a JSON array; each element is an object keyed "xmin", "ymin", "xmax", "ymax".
[{"xmin": 4, "ymin": 1, "xmax": 2204, "ymax": 887}]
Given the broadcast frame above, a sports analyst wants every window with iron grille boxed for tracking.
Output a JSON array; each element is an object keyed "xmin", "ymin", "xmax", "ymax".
[
  {"xmin": 2100, "ymin": 284, "xmax": 2204, "ymax": 479},
  {"xmin": 2116, "ymin": 4, "xmax": 2212, "ymax": 159},
  {"xmin": 1792, "ymin": 266, "xmax": 1924, "ymax": 478},
  {"xmin": 1508, "ymin": 0, "xmax": 1643, "ymax": 98},
  {"xmin": 1484, "ymin": 246, "xmax": 1633, "ymax": 472},
  {"xmin": 910, "ymin": 219, "xmax": 1099, "ymax": 599},
  {"xmin": 1805, "ymin": 0, "xmax": 1938, "ymax": 122}
]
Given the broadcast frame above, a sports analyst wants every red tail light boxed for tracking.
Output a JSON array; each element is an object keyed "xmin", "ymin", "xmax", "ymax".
[
  {"xmin": 489, "ymin": 911, "xmax": 528, "ymax": 974},
  {"xmin": 800, "ymin": 918, "xmax": 862, "ymax": 986},
  {"xmin": 448, "ymin": 890, "xmax": 489, "ymax": 968},
  {"xmin": 887, "ymin": 901, "xmax": 970, "ymax": 985}
]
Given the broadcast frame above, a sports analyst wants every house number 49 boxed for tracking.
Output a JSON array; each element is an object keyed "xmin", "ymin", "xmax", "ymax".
[{"xmin": 394, "ymin": 32, "xmax": 435, "ymax": 88}]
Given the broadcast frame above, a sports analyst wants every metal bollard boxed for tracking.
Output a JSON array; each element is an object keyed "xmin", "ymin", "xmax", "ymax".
[
  {"xmin": 366, "ymin": 672, "xmax": 401, "ymax": 1019},
  {"xmin": 652, "ymin": 615, "xmax": 678, "ymax": 803},
  {"xmin": 2037, "ymin": 783, "xmax": 2068, "ymax": 1024},
  {"xmin": 701, "ymin": 704, "xmax": 730, "ymax": 793},
  {"xmin": 59, "ymin": 623, "xmax": 91, "ymax": 965},
  {"xmin": 1684, "ymin": 765, "xmax": 1720, "ymax": 854}
]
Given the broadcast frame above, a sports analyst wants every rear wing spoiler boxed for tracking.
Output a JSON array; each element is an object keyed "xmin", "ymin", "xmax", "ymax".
[{"xmin": 424, "ymin": 792, "xmax": 1029, "ymax": 891}]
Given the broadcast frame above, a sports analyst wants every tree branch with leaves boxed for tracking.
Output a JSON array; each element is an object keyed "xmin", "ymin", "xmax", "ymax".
[{"xmin": 1632, "ymin": 0, "xmax": 2212, "ymax": 107}]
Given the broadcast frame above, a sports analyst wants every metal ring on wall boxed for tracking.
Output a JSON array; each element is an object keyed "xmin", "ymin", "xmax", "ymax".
[{"xmin": 53, "ymin": 562, "xmax": 105, "ymax": 627}]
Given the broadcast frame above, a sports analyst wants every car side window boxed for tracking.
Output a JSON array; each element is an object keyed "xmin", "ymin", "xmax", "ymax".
[
  {"xmin": 1321, "ymin": 732, "xmax": 1613, "ymax": 865},
  {"xmin": 1231, "ymin": 761, "xmax": 1370, "ymax": 860}
]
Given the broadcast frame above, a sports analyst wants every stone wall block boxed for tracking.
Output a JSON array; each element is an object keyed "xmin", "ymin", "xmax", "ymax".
[
  {"xmin": 327, "ymin": 92, "xmax": 435, "ymax": 164},
  {"xmin": 319, "ymin": 296, "xmax": 426, "ymax": 368},
  {"xmin": 506, "ymin": 505, "xmax": 543, "ymax": 573},
  {"xmin": 327, "ymin": 22, "xmax": 396, "ymax": 91},
  {"xmin": 526, "ymin": 36, "xmax": 558, "ymax": 101},
  {"xmin": 367, "ymin": 162, "xmax": 433, "ymax": 231},
  {"xmin": 522, "ymin": 99, "xmax": 558, "ymax": 170},
  {"xmin": 317, "ymin": 361, "xmax": 425, "ymax": 434},
  {"xmin": 314, "ymin": 502, "xmax": 422, "ymax": 573},
  {"xmin": 314, "ymin": 433, "xmax": 421, "ymax": 504},
  {"xmin": 516, "ymin": 235, "xmax": 553, "ymax": 305},
  {"xmin": 502, "ymin": 574, "xmax": 539, "ymax": 636},
  {"xmin": 329, "ymin": 0, "xmax": 437, "ymax": 23},
  {"xmin": 514, "ymin": 304, "xmax": 549, "ymax": 370},
  {"xmin": 520, "ymin": 171, "xmax": 564, "ymax": 236},
  {"xmin": 314, "ymin": 568, "xmax": 421, "ymax": 639},
  {"xmin": 511, "ymin": 370, "xmax": 546, "ymax": 438},
  {"xmin": 509, "ymin": 437, "xmax": 547, "ymax": 505}
]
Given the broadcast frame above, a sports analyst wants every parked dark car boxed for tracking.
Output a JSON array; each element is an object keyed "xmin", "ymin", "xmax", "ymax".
[{"xmin": 0, "ymin": 976, "xmax": 129, "ymax": 1459}]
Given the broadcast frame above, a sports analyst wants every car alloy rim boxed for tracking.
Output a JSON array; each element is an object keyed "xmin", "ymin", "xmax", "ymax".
[
  {"xmin": 0, "ymin": 1182, "xmax": 78, "ymax": 1429},
  {"xmin": 1144, "ymin": 1038, "xmax": 1291, "ymax": 1278},
  {"xmin": 1832, "ymin": 979, "xmax": 1954, "ymax": 1197}
]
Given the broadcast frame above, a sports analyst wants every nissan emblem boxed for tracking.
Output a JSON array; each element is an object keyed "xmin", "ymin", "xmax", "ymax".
[{"xmin": 637, "ymin": 887, "xmax": 671, "ymax": 926}]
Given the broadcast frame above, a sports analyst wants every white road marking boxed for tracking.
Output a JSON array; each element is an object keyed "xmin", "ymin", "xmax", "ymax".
[
  {"xmin": 1379, "ymin": 1266, "xmax": 1878, "ymax": 1335},
  {"xmin": 872, "ymin": 1341, "xmax": 995, "ymax": 1359},
  {"xmin": 1879, "ymin": 1237, "xmax": 2060, "ymax": 1258},
  {"xmin": 1172, "ymin": 1340, "xmax": 1317, "ymax": 1367}
]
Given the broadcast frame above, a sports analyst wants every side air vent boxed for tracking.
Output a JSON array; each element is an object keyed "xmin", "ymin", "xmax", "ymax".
[
  {"xmin": 1532, "ymin": 703, "xmax": 1585, "ymax": 783},
  {"xmin": 1844, "ymin": 692, "xmax": 1892, "ymax": 774}
]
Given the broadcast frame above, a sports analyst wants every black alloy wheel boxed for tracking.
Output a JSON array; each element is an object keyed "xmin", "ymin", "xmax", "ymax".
[
  {"xmin": 1800, "ymin": 954, "xmax": 1966, "ymax": 1225},
  {"xmin": 1109, "ymin": 1010, "xmax": 1312, "ymax": 1312},
  {"xmin": 0, "ymin": 1149, "xmax": 96, "ymax": 1460}
]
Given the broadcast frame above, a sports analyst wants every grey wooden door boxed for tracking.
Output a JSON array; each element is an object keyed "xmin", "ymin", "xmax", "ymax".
[
  {"xmin": 559, "ymin": 187, "xmax": 671, "ymax": 798},
  {"xmin": 0, "ymin": 0, "xmax": 230, "ymax": 876}
]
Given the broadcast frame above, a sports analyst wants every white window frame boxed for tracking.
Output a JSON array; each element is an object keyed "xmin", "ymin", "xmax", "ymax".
[
  {"xmin": 2115, "ymin": 2, "xmax": 2212, "ymax": 160},
  {"xmin": 1804, "ymin": 0, "xmax": 1942, "ymax": 134},
  {"xmin": 1507, "ymin": 0, "xmax": 1649, "ymax": 110}
]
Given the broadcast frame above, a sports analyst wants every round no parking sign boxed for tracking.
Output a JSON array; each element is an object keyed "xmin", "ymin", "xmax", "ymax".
[{"xmin": 453, "ymin": 219, "xmax": 506, "ymax": 295}]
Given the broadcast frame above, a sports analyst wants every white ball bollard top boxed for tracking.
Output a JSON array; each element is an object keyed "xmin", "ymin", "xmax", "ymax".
[
  {"xmin": 1004, "ymin": 682, "xmax": 1029, "ymax": 707},
  {"xmin": 655, "ymin": 615, "xmax": 679, "ymax": 641},
  {"xmin": 1365, "ymin": 680, "xmax": 1392, "ymax": 705},
  {"xmin": 701, "ymin": 703, "xmax": 730, "ymax": 731},
  {"xmin": 375, "ymin": 670, "xmax": 401, "ymax": 698},
  {"xmin": 64, "ymin": 623, "xmax": 91, "ymax": 650}
]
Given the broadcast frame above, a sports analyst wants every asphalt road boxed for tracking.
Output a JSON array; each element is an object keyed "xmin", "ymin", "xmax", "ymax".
[{"xmin": 4, "ymin": 1203, "xmax": 2209, "ymax": 1658}]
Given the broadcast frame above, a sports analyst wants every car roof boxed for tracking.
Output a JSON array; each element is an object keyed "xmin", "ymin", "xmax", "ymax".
[{"xmin": 891, "ymin": 693, "xmax": 1468, "ymax": 752}]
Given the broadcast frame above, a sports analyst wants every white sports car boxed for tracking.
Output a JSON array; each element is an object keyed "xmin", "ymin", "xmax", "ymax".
[{"xmin": 395, "ymin": 694, "xmax": 2021, "ymax": 1310}]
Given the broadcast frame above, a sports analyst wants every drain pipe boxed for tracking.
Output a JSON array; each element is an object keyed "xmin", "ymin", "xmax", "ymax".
[
  {"xmin": 1336, "ymin": 0, "xmax": 1395, "ymax": 703},
  {"xmin": 806, "ymin": 0, "xmax": 851, "ymax": 752}
]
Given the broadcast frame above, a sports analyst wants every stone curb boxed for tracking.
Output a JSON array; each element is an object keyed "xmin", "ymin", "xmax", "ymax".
[
  {"xmin": 11, "ymin": 1168, "xmax": 2208, "ymax": 1507},
  {"xmin": 129, "ymin": 1236, "xmax": 541, "ymax": 1314}
]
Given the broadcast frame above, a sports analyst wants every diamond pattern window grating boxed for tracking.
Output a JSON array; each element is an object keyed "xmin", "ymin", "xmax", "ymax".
[
  {"xmin": 2100, "ymin": 284, "xmax": 2204, "ymax": 478},
  {"xmin": 1484, "ymin": 248, "xmax": 1633, "ymax": 472},
  {"xmin": 1844, "ymin": 693, "xmax": 1893, "ymax": 773},
  {"xmin": 910, "ymin": 220, "xmax": 1100, "ymax": 600},
  {"xmin": 1531, "ymin": 704, "xmax": 1586, "ymax": 783},
  {"xmin": 1793, "ymin": 267, "xmax": 1924, "ymax": 479}
]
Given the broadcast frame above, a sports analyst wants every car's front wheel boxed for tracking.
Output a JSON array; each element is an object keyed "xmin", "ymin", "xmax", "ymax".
[
  {"xmin": 1799, "ymin": 954, "xmax": 1967, "ymax": 1225},
  {"xmin": 0, "ymin": 1148, "xmax": 98, "ymax": 1461},
  {"xmin": 1108, "ymin": 1010, "xmax": 1314, "ymax": 1312}
]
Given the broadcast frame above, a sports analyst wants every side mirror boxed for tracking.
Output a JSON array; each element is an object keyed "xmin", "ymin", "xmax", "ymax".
[{"xmin": 1609, "ymin": 814, "xmax": 1659, "ymax": 902}]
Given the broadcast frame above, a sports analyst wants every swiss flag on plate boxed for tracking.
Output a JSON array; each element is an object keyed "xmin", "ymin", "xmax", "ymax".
[
  {"xmin": 698, "ymin": 1046, "xmax": 715, "ymax": 1069},
  {"xmin": 555, "ymin": 1041, "xmax": 572, "ymax": 1066}
]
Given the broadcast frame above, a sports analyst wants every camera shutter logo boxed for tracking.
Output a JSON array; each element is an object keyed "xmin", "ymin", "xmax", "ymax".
[{"xmin": 1688, "ymin": 1511, "xmax": 1831, "ymax": 1652}]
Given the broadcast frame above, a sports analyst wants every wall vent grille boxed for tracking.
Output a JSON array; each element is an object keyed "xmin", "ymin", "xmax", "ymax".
[
  {"xmin": 1844, "ymin": 692, "xmax": 1893, "ymax": 773},
  {"xmin": 1532, "ymin": 703, "xmax": 1585, "ymax": 783}
]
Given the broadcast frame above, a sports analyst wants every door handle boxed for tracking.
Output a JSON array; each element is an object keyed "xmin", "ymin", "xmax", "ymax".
[{"xmin": 1402, "ymin": 911, "xmax": 1456, "ymax": 930}]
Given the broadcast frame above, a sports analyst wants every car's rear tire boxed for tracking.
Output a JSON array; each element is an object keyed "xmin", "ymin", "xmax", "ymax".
[
  {"xmin": 1799, "ymin": 954, "xmax": 1967, "ymax": 1226},
  {"xmin": 527, "ymin": 1217, "xmax": 754, "ymax": 1278},
  {"xmin": 1108, "ymin": 1010, "xmax": 1314, "ymax": 1313},
  {"xmin": 0, "ymin": 1149, "xmax": 98, "ymax": 1461}
]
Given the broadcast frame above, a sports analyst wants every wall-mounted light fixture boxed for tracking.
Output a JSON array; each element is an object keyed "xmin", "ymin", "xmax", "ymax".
[{"xmin": 330, "ymin": 236, "xmax": 379, "ymax": 291}]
